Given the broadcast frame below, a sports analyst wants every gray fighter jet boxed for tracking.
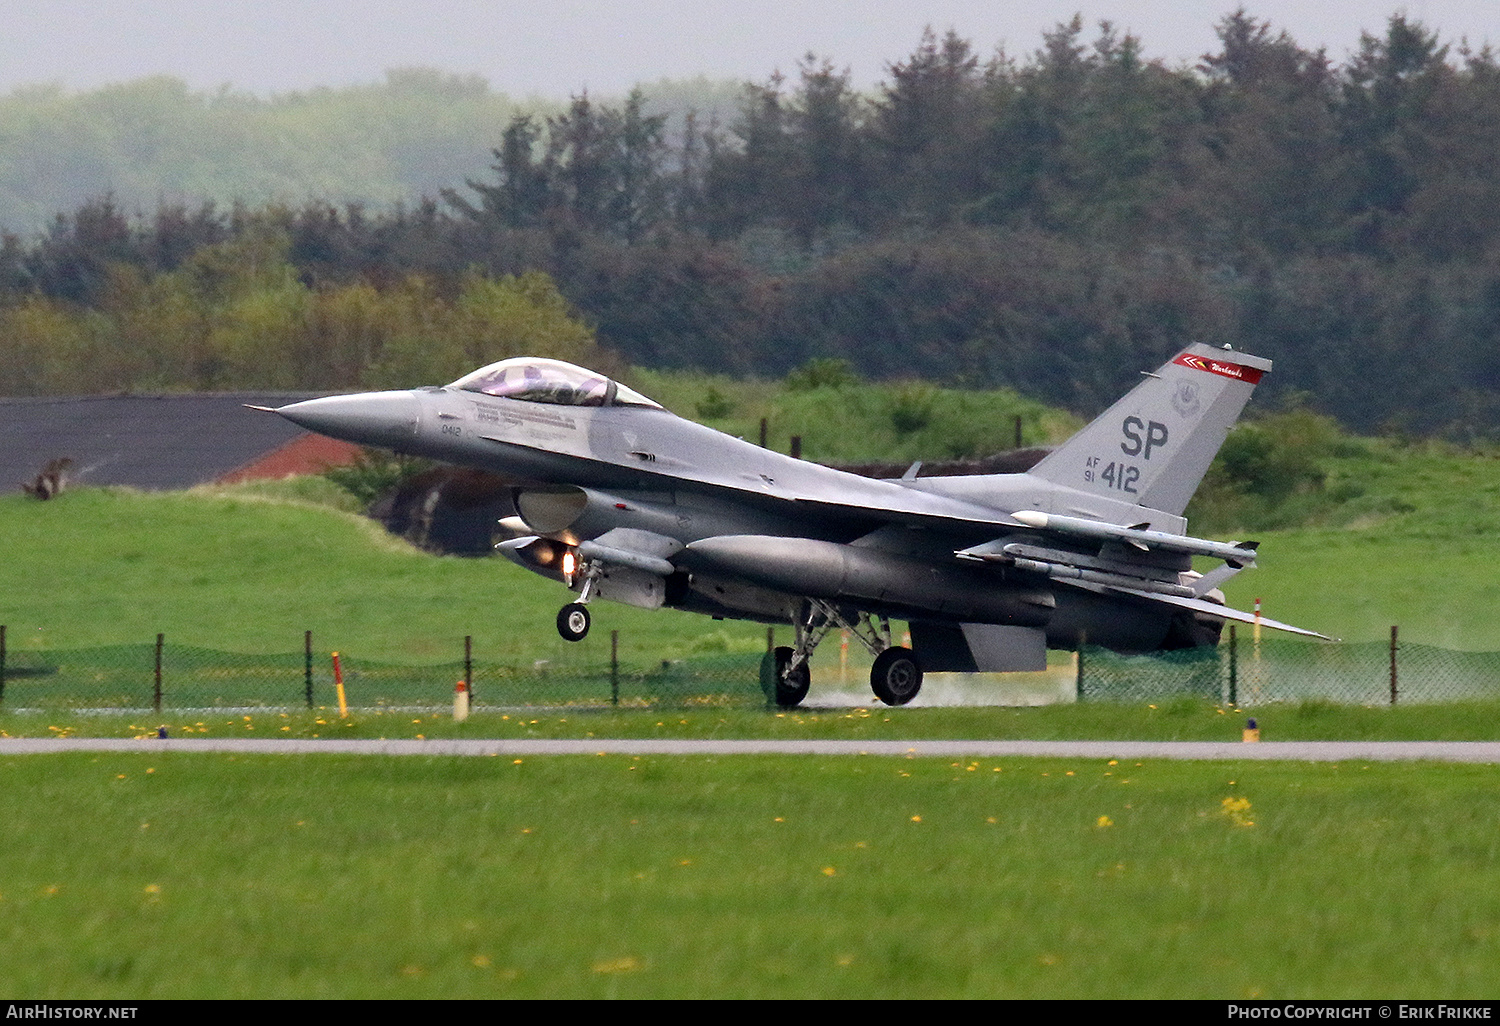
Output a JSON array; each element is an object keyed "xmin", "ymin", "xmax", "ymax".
[{"xmin": 263, "ymin": 342, "xmax": 1325, "ymax": 707}]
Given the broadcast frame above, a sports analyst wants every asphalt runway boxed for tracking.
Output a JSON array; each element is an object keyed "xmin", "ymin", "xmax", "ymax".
[{"xmin": 5, "ymin": 737, "xmax": 1500, "ymax": 762}]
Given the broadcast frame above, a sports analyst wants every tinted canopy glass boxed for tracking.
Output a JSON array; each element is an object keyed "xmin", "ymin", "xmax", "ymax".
[{"xmin": 449, "ymin": 358, "xmax": 661, "ymax": 409}]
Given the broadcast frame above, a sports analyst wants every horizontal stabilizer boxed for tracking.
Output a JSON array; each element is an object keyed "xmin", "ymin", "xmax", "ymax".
[{"xmin": 1061, "ymin": 577, "xmax": 1335, "ymax": 641}]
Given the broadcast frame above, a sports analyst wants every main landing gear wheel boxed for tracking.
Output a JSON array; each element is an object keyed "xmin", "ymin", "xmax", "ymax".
[
  {"xmin": 763, "ymin": 645, "xmax": 811, "ymax": 709},
  {"xmin": 870, "ymin": 647, "xmax": 923, "ymax": 706},
  {"xmin": 557, "ymin": 603, "xmax": 591, "ymax": 642}
]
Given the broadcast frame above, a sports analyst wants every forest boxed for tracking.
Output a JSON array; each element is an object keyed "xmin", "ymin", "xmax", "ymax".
[{"xmin": 1, "ymin": 10, "xmax": 1497, "ymax": 438}]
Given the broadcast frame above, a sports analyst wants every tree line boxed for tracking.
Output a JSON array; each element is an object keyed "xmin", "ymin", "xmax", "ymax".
[{"xmin": 2, "ymin": 10, "xmax": 1499, "ymax": 437}]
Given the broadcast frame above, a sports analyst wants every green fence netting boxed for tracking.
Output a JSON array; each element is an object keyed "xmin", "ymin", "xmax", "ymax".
[
  {"xmin": 0, "ymin": 643, "xmax": 768, "ymax": 711},
  {"xmin": 1077, "ymin": 635, "xmax": 1500, "ymax": 705}
]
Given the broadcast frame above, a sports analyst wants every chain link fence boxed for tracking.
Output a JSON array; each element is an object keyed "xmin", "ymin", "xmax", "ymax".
[
  {"xmin": 1078, "ymin": 629, "xmax": 1500, "ymax": 705},
  {"xmin": 0, "ymin": 635, "xmax": 767, "ymax": 711},
  {"xmin": 2, "ymin": 627, "xmax": 1495, "ymax": 711}
]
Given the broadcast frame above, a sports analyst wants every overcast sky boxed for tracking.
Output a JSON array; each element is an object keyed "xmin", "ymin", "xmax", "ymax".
[{"xmin": 0, "ymin": 1, "xmax": 1492, "ymax": 98}]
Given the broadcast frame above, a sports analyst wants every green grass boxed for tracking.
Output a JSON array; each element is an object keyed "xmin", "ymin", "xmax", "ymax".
[
  {"xmin": 628, "ymin": 368, "xmax": 1082, "ymax": 463},
  {"xmin": 1219, "ymin": 438, "xmax": 1500, "ymax": 647},
  {"xmin": 7, "ymin": 698, "xmax": 1500, "ymax": 741},
  {"xmin": 0, "ymin": 485, "xmax": 770, "ymax": 664},
  {"xmin": 2, "ymin": 751, "xmax": 1497, "ymax": 998}
]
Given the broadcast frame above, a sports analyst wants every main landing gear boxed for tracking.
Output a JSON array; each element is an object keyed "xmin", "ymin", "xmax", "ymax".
[{"xmin": 764, "ymin": 600, "xmax": 923, "ymax": 709}]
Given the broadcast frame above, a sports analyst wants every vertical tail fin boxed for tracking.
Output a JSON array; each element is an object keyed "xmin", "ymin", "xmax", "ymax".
[{"xmin": 1028, "ymin": 344, "xmax": 1272, "ymax": 516}]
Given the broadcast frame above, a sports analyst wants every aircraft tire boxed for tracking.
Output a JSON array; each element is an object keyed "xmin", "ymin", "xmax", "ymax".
[
  {"xmin": 557, "ymin": 603, "xmax": 591, "ymax": 642},
  {"xmin": 771, "ymin": 646, "xmax": 811, "ymax": 708},
  {"xmin": 870, "ymin": 647, "xmax": 923, "ymax": 706}
]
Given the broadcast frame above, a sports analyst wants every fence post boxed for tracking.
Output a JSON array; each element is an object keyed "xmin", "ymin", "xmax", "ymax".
[
  {"xmin": 154, "ymin": 633, "xmax": 164, "ymax": 713},
  {"xmin": 465, "ymin": 635, "xmax": 474, "ymax": 704},
  {"xmin": 1390, "ymin": 625, "xmax": 1399, "ymax": 705},
  {"xmin": 0, "ymin": 624, "xmax": 6, "ymax": 707},
  {"xmin": 1075, "ymin": 633, "xmax": 1086, "ymax": 702},
  {"xmin": 610, "ymin": 630, "xmax": 619, "ymax": 707},
  {"xmin": 1228, "ymin": 624, "xmax": 1237, "ymax": 707},
  {"xmin": 304, "ymin": 631, "xmax": 314, "ymax": 708}
]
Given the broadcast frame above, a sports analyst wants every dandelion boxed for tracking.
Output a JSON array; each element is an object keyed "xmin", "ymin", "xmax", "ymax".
[
  {"xmin": 910, "ymin": 815, "xmax": 922, "ymax": 823},
  {"xmin": 1221, "ymin": 796, "xmax": 1255, "ymax": 827},
  {"xmin": 822, "ymin": 866, "xmax": 837, "ymax": 876},
  {"xmin": 1097, "ymin": 815, "xmax": 1114, "ymax": 828}
]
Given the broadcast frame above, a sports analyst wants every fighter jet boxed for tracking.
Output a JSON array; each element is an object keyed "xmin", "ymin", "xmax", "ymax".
[{"xmin": 263, "ymin": 342, "xmax": 1325, "ymax": 707}]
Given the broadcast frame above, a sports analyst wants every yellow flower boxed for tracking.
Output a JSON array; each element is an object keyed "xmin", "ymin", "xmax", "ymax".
[
  {"xmin": 1097, "ymin": 815, "xmax": 1114, "ymax": 828},
  {"xmin": 1221, "ymin": 796, "xmax": 1255, "ymax": 827}
]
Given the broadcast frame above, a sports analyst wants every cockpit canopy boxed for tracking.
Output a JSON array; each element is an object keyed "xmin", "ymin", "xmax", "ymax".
[{"xmin": 449, "ymin": 357, "xmax": 661, "ymax": 409}]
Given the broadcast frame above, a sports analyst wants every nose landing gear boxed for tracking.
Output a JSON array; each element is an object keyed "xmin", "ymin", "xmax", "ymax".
[{"xmin": 556, "ymin": 559, "xmax": 601, "ymax": 642}]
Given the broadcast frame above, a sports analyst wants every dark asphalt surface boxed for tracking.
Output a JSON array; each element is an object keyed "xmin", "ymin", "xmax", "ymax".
[{"xmin": 4, "ymin": 737, "xmax": 1500, "ymax": 761}]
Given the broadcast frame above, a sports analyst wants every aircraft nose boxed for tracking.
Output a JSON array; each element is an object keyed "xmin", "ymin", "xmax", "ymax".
[{"xmin": 273, "ymin": 391, "xmax": 421, "ymax": 446}]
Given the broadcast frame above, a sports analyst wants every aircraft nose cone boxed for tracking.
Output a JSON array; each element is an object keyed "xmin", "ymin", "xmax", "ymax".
[{"xmin": 274, "ymin": 391, "xmax": 421, "ymax": 446}]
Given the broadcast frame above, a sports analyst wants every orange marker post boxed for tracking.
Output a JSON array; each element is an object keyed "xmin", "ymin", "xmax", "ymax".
[{"xmin": 332, "ymin": 651, "xmax": 348, "ymax": 719}]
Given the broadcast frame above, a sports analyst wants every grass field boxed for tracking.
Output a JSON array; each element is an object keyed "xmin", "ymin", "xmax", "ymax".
[
  {"xmin": 7, "ymin": 699, "xmax": 1500, "ymax": 742},
  {"xmin": 2, "ymin": 750, "xmax": 1497, "ymax": 999},
  {"xmin": 0, "ymin": 483, "xmax": 771, "ymax": 665}
]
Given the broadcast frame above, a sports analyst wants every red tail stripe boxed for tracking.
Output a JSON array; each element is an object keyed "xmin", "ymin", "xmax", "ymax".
[{"xmin": 1172, "ymin": 353, "xmax": 1264, "ymax": 383}]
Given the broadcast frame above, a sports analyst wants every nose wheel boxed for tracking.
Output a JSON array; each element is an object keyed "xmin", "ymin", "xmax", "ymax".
[{"xmin": 557, "ymin": 602, "xmax": 591, "ymax": 642}]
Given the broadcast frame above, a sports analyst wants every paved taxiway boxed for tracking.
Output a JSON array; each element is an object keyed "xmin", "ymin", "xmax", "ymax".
[{"xmin": 5, "ymin": 738, "xmax": 1500, "ymax": 762}]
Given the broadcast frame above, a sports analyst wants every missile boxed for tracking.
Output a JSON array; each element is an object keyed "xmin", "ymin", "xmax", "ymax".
[
  {"xmin": 1007, "ymin": 557, "xmax": 1197, "ymax": 598},
  {"xmin": 1007, "ymin": 510, "xmax": 1258, "ymax": 567}
]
